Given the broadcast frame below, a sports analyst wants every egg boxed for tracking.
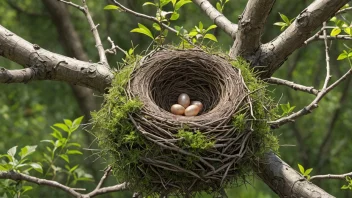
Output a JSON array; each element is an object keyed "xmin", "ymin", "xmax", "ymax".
[
  {"xmin": 178, "ymin": 93, "xmax": 190, "ymax": 108},
  {"xmin": 184, "ymin": 104, "xmax": 200, "ymax": 116},
  {"xmin": 191, "ymin": 101, "xmax": 203, "ymax": 112},
  {"xmin": 171, "ymin": 104, "xmax": 185, "ymax": 115}
]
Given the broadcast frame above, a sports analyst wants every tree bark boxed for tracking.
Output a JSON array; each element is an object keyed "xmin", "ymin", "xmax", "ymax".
[{"xmin": 0, "ymin": 25, "xmax": 112, "ymax": 92}]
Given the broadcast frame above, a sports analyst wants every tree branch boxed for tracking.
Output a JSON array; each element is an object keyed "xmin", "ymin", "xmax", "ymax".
[
  {"xmin": 311, "ymin": 172, "xmax": 352, "ymax": 181},
  {"xmin": 229, "ymin": 0, "xmax": 275, "ymax": 59},
  {"xmin": 0, "ymin": 171, "xmax": 82, "ymax": 197},
  {"xmin": 0, "ymin": 168, "xmax": 127, "ymax": 198},
  {"xmin": 0, "ymin": 67, "xmax": 38, "ymax": 83},
  {"xmin": 0, "ymin": 25, "xmax": 112, "ymax": 92},
  {"xmin": 269, "ymin": 69, "xmax": 352, "ymax": 128},
  {"xmin": 191, "ymin": 0, "xmax": 238, "ymax": 39},
  {"xmin": 265, "ymin": 77, "xmax": 319, "ymax": 95},
  {"xmin": 58, "ymin": 0, "xmax": 108, "ymax": 65},
  {"xmin": 255, "ymin": 0, "xmax": 349, "ymax": 78},
  {"xmin": 256, "ymin": 152, "xmax": 334, "ymax": 198}
]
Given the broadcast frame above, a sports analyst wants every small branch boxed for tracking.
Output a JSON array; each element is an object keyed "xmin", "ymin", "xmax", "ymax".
[
  {"xmin": 0, "ymin": 171, "xmax": 81, "ymax": 197},
  {"xmin": 0, "ymin": 169, "xmax": 127, "ymax": 198},
  {"xmin": 310, "ymin": 172, "xmax": 352, "ymax": 181},
  {"xmin": 105, "ymin": 37, "xmax": 126, "ymax": 55},
  {"xmin": 265, "ymin": 77, "xmax": 319, "ymax": 95},
  {"xmin": 269, "ymin": 69, "xmax": 352, "ymax": 128},
  {"xmin": 336, "ymin": 7, "xmax": 352, "ymax": 15},
  {"xmin": 191, "ymin": 0, "xmax": 238, "ymax": 39},
  {"xmin": 94, "ymin": 166, "xmax": 112, "ymax": 190},
  {"xmin": 112, "ymin": 0, "xmax": 194, "ymax": 46},
  {"xmin": 305, "ymin": 34, "xmax": 352, "ymax": 44},
  {"xmin": 0, "ymin": 67, "xmax": 38, "ymax": 83},
  {"xmin": 58, "ymin": 0, "xmax": 108, "ymax": 66},
  {"xmin": 322, "ymin": 22, "xmax": 331, "ymax": 90}
]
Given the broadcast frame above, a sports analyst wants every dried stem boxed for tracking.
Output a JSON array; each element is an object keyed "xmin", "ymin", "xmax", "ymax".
[{"xmin": 265, "ymin": 77, "xmax": 319, "ymax": 95}]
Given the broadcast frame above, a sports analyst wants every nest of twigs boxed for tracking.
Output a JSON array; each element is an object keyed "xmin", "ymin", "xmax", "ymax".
[{"xmin": 92, "ymin": 48, "xmax": 278, "ymax": 196}]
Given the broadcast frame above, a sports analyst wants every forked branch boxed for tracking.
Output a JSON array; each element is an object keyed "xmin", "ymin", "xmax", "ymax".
[
  {"xmin": 191, "ymin": 0, "xmax": 238, "ymax": 39},
  {"xmin": 58, "ymin": 0, "xmax": 108, "ymax": 66},
  {"xmin": 0, "ymin": 167, "xmax": 127, "ymax": 198}
]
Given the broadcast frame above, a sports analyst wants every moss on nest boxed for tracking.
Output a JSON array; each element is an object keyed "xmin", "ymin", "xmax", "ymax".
[{"xmin": 92, "ymin": 48, "xmax": 278, "ymax": 197}]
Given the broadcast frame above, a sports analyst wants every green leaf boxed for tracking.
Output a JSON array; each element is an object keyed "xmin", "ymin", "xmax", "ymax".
[
  {"xmin": 73, "ymin": 116, "xmax": 84, "ymax": 128},
  {"xmin": 67, "ymin": 143, "xmax": 81, "ymax": 148},
  {"xmin": 273, "ymin": 22, "xmax": 287, "ymax": 27},
  {"xmin": 64, "ymin": 119, "xmax": 73, "ymax": 128},
  {"xmin": 175, "ymin": 0, "xmax": 192, "ymax": 11},
  {"xmin": 199, "ymin": 21, "xmax": 203, "ymax": 31},
  {"xmin": 131, "ymin": 23, "xmax": 154, "ymax": 39},
  {"xmin": 216, "ymin": 2, "xmax": 222, "ymax": 12},
  {"xmin": 170, "ymin": 12, "xmax": 180, "ymax": 21},
  {"xmin": 206, "ymin": 25, "xmax": 217, "ymax": 32},
  {"xmin": 66, "ymin": 150, "xmax": 83, "ymax": 155},
  {"xmin": 344, "ymin": 27, "xmax": 352, "ymax": 35},
  {"xmin": 171, "ymin": 0, "xmax": 177, "ymax": 6},
  {"xmin": 142, "ymin": 2, "xmax": 156, "ymax": 6},
  {"xmin": 69, "ymin": 165, "xmax": 79, "ymax": 173},
  {"xmin": 188, "ymin": 31, "xmax": 198, "ymax": 37},
  {"xmin": 22, "ymin": 186, "xmax": 33, "ymax": 193},
  {"xmin": 160, "ymin": 0, "xmax": 172, "ymax": 7},
  {"xmin": 51, "ymin": 126, "xmax": 63, "ymax": 139},
  {"xmin": 41, "ymin": 140, "xmax": 55, "ymax": 146},
  {"xmin": 346, "ymin": 176, "xmax": 351, "ymax": 181},
  {"xmin": 298, "ymin": 164, "xmax": 305, "ymax": 174},
  {"xmin": 279, "ymin": 13, "xmax": 290, "ymax": 24},
  {"xmin": 337, "ymin": 52, "xmax": 348, "ymax": 60},
  {"xmin": 331, "ymin": 27, "xmax": 341, "ymax": 36},
  {"xmin": 19, "ymin": 145, "xmax": 37, "ymax": 160},
  {"xmin": 341, "ymin": 185, "xmax": 349, "ymax": 189},
  {"xmin": 304, "ymin": 168, "xmax": 313, "ymax": 175},
  {"xmin": 153, "ymin": 23, "xmax": 161, "ymax": 31},
  {"xmin": 59, "ymin": 154, "xmax": 70, "ymax": 163},
  {"xmin": 103, "ymin": 5, "xmax": 119, "ymax": 10},
  {"xmin": 7, "ymin": 146, "xmax": 17, "ymax": 160},
  {"xmin": 330, "ymin": 16, "xmax": 337, "ymax": 23},
  {"xmin": 204, "ymin": 33, "xmax": 218, "ymax": 42},
  {"xmin": 54, "ymin": 123, "xmax": 69, "ymax": 133},
  {"xmin": 0, "ymin": 164, "xmax": 11, "ymax": 171},
  {"xmin": 30, "ymin": 163, "xmax": 43, "ymax": 174}
]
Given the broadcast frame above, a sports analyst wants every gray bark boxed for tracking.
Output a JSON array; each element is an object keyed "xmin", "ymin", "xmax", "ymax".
[{"xmin": 0, "ymin": 25, "xmax": 112, "ymax": 92}]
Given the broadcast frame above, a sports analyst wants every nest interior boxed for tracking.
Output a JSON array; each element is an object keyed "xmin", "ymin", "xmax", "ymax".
[{"xmin": 92, "ymin": 49, "xmax": 278, "ymax": 196}]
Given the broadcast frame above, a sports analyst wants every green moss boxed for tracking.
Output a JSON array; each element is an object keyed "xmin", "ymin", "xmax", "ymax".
[
  {"xmin": 176, "ymin": 129, "xmax": 214, "ymax": 149},
  {"xmin": 230, "ymin": 58, "xmax": 279, "ymax": 156}
]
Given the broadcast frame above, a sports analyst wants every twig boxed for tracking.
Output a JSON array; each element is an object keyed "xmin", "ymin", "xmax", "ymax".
[
  {"xmin": 112, "ymin": 0, "xmax": 195, "ymax": 46},
  {"xmin": 265, "ymin": 77, "xmax": 319, "ymax": 95},
  {"xmin": 336, "ymin": 7, "xmax": 352, "ymax": 15},
  {"xmin": 322, "ymin": 22, "xmax": 331, "ymax": 90},
  {"xmin": 310, "ymin": 172, "xmax": 352, "ymax": 181},
  {"xmin": 269, "ymin": 69, "xmax": 352, "ymax": 128},
  {"xmin": 0, "ymin": 170, "xmax": 82, "ymax": 197},
  {"xmin": 58, "ymin": 0, "xmax": 108, "ymax": 66},
  {"xmin": 0, "ymin": 168, "xmax": 127, "ymax": 198},
  {"xmin": 105, "ymin": 37, "xmax": 126, "ymax": 55}
]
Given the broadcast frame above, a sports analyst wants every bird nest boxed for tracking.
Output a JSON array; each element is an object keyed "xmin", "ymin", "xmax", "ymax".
[{"xmin": 92, "ymin": 48, "xmax": 278, "ymax": 196}]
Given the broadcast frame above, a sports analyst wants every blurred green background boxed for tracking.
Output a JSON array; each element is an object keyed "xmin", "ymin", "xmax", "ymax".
[{"xmin": 0, "ymin": 0, "xmax": 351, "ymax": 197}]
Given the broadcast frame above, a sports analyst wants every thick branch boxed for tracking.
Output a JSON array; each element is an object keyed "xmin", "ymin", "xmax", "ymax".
[
  {"xmin": 0, "ymin": 25, "xmax": 112, "ymax": 92},
  {"xmin": 255, "ymin": 0, "xmax": 349, "ymax": 78},
  {"xmin": 257, "ymin": 152, "xmax": 334, "ymax": 198},
  {"xmin": 191, "ymin": 0, "xmax": 238, "ymax": 39},
  {"xmin": 229, "ymin": 0, "xmax": 275, "ymax": 59},
  {"xmin": 265, "ymin": 77, "xmax": 319, "ymax": 95},
  {"xmin": 0, "ymin": 67, "xmax": 38, "ymax": 83}
]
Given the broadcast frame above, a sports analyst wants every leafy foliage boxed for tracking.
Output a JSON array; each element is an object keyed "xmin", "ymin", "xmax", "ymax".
[{"xmin": 298, "ymin": 164, "xmax": 313, "ymax": 180}]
